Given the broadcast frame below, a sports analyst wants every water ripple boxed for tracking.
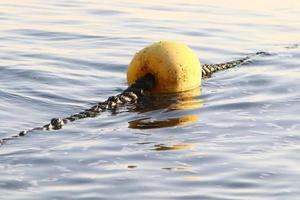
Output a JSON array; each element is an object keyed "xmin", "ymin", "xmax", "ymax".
[{"xmin": 0, "ymin": 0, "xmax": 300, "ymax": 200}]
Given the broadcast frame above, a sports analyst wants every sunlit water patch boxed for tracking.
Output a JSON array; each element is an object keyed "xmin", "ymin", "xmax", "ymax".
[{"xmin": 0, "ymin": 0, "xmax": 300, "ymax": 199}]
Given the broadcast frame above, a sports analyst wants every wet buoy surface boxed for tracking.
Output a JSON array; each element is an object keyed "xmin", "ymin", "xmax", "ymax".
[{"xmin": 127, "ymin": 41, "xmax": 201, "ymax": 94}]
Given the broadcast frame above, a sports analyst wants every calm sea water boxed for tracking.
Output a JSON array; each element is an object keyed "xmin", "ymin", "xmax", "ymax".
[{"xmin": 1, "ymin": 0, "xmax": 300, "ymax": 199}]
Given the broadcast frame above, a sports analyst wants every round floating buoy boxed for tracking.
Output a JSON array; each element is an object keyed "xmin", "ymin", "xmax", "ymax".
[{"xmin": 127, "ymin": 41, "xmax": 201, "ymax": 94}]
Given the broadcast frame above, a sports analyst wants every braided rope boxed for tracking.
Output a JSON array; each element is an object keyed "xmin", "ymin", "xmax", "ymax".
[
  {"xmin": 0, "ymin": 52, "xmax": 270, "ymax": 146},
  {"xmin": 0, "ymin": 74, "xmax": 155, "ymax": 145},
  {"xmin": 202, "ymin": 51, "xmax": 269, "ymax": 78}
]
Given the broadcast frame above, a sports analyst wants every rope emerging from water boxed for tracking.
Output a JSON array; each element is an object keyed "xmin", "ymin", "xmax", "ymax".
[
  {"xmin": 202, "ymin": 51, "xmax": 270, "ymax": 78},
  {"xmin": 0, "ymin": 52, "xmax": 270, "ymax": 146},
  {"xmin": 0, "ymin": 74, "xmax": 155, "ymax": 145}
]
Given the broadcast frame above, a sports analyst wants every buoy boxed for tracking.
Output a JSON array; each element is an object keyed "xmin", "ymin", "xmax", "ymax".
[{"xmin": 127, "ymin": 41, "xmax": 201, "ymax": 94}]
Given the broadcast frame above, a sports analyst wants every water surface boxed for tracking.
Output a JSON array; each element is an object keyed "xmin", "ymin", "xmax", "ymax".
[{"xmin": 0, "ymin": 0, "xmax": 300, "ymax": 199}]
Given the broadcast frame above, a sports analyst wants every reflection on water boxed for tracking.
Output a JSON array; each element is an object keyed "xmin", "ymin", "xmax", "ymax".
[
  {"xmin": 129, "ymin": 87, "xmax": 202, "ymax": 129},
  {"xmin": 0, "ymin": 0, "xmax": 300, "ymax": 200},
  {"xmin": 153, "ymin": 143, "xmax": 194, "ymax": 151},
  {"xmin": 129, "ymin": 115, "xmax": 199, "ymax": 129},
  {"xmin": 127, "ymin": 165, "xmax": 137, "ymax": 169}
]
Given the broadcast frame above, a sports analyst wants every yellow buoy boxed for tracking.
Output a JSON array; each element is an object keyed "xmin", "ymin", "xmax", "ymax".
[{"xmin": 127, "ymin": 41, "xmax": 201, "ymax": 94}]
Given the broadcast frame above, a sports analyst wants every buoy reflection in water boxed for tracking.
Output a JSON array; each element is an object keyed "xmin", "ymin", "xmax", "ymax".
[{"xmin": 129, "ymin": 87, "xmax": 202, "ymax": 129}]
